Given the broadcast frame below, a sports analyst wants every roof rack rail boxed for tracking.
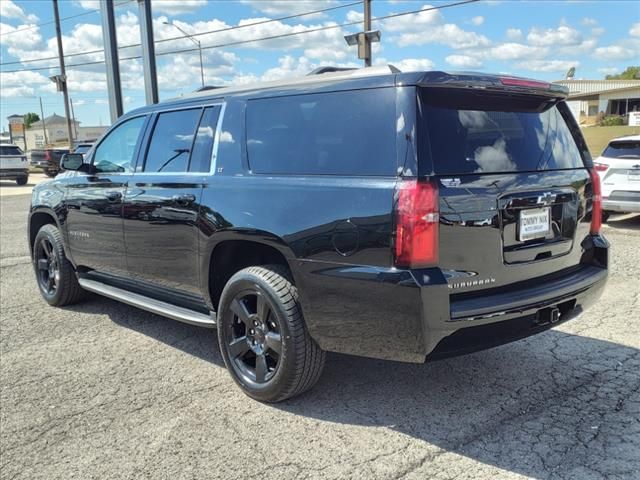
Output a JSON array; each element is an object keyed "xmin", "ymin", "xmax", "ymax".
[
  {"xmin": 307, "ymin": 66, "xmax": 357, "ymax": 76},
  {"xmin": 195, "ymin": 85, "xmax": 224, "ymax": 92}
]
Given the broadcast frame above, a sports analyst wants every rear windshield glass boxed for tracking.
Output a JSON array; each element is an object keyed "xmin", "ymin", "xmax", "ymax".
[
  {"xmin": 603, "ymin": 141, "xmax": 640, "ymax": 159},
  {"xmin": 0, "ymin": 146, "xmax": 23, "ymax": 156},
  {"xmin": 420, "ymin": 92, "xmax": 584, "ymax": 175}
]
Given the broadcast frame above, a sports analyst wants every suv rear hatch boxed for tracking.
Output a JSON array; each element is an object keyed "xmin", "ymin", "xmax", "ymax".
[{"xmin": 416, "ymin": 76, "xmax": 596, "ymax": 297}]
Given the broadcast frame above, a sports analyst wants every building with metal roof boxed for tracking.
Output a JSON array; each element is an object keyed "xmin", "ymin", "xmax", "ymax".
[{"xmin": 554, "ymin": 79, "xmax": 640, "ymax": 125}]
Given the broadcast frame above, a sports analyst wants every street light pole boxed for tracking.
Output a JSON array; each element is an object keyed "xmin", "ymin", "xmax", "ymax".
[{"xmin": 163, "ymin": 21, "xmax": 205, "ymax": 88}]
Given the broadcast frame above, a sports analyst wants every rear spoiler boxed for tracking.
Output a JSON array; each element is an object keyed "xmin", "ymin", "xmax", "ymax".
[{"xmin": 415, "ymin": 71, "xmax": 569, "ymax": 100}]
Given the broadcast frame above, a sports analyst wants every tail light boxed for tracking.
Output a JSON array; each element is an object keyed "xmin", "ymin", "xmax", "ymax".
[
  {"xmin": 593, "ymin": 162, "xmax": 608, "ymax": 172},
  {"xmin": 589, "ymin": 168, "xmax": 602, "ymax": 235},
  {"xmin": 394, "ymin": 179, "xmax": 439, "ymax": 268},
  {"xmin": 500, "ymin": 77, "xmax": 550, "ymax": 89},
  {"xmin": 44, "ymin": 151, "xmax": 51, "ymax": 162}
]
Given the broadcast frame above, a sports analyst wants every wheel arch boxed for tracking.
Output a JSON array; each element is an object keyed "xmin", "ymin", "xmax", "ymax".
[
  {"xmin": 202, "ymin": 230, "xmax": 298, "ymax": 312},
  {"xmin": 28, "ymin": 208, "xmax": 66, "ymax": 257}
]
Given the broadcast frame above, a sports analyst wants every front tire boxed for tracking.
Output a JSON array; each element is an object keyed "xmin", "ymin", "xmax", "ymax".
[
  {"xmin": 33, "ymin": 224, "xmax": 84, "ymax": 306},
  {"xmin": 218, "ymin": 265, "xmax": 325, "ymax": 402},
  {"xmin": 44, "ymin": 169, "xmax": 58, "ymax": 178}
]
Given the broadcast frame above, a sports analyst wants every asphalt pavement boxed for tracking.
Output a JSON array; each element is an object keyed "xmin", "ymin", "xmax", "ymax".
[{"xmin": 1, "ymin": 193, "xmax": 638, "ymax": 480}]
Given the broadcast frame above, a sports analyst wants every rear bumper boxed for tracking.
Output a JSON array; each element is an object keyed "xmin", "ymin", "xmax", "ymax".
[
  {"xmin": 0, "ymin": 169, "xmax": 28, "ymax": 179},
  {"xmin": 602, "ymin": 199, "xmax": 640, "ymax": 213},
  {"xmin": 296, "ymin": 235, "xmax": 609, "ymax": 363}
]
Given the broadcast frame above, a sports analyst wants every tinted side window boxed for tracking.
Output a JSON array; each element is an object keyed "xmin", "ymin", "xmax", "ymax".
[
  {"xmin": 189, "ymin": 106, "xmax": 220, "ymax": 172},
  {"xmin": 246, "ymin": 89, "xmax": 397, "ymax": 175},
  {"xmin": 144, "ymin": 109, "xmax": 201, "ymax": 173},
  {"xmin": 0, "ymin": 146, "xmax": 23, "ymax": 155},
  {"xmin": 93, "ymin": 116, "xmax": 146, "ymax": 174}
]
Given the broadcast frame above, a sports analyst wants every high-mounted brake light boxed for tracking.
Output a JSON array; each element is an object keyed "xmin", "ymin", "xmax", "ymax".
[
  {"xmin": 589, "ymin": 168, "xmax": 602, "ymax": 235},
  {"xmin": 593, "ymin": 162, "xmax": 609, "ymax": 172},
  {"xmin": 394, "ymin": 180, "xmax": 439, "ymax": 268},
  {"xmin": 500, "ymin": 77, "xmax": 550, "ymax": 89}
]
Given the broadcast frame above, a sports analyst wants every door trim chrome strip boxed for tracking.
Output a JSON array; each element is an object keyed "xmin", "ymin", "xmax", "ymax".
[{"xmin": 78, "ymin": 278, "xmax": 216, "ymax": 328}]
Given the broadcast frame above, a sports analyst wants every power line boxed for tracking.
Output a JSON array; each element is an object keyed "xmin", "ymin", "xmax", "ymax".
[
  {"xmin": 0, "ymin": 1, "xmax": 361, "ymax": 66},
  {"xmin": 1, "ymin": 0, "xmax": 480, "ymax": 74},
  {"xmin": 0, "ymin": 0, "xmax": 133, "ymax": 37}
]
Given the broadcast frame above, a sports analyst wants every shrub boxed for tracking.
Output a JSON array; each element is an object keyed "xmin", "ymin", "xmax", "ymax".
[{"xmin": 599, "ymin": 116, "xmax": 624, "ymax": 127}]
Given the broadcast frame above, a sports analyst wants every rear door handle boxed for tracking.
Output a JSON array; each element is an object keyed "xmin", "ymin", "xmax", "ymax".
[
  {"xmin": 106, "ymin": 191, "xmax": 122, "ymax": 202},
  {"xmin": 172, "ymin": 194, "xmax": 196, "ymax": 206}
]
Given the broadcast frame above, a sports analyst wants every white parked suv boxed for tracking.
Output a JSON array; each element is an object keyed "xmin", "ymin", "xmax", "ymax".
[
  {"xmin": 0, "ymin": 143, "xmax": 29, "ymax": 185},
  {"xmin": 593, "ymin": 135, "xmax": 640, "ymax": 220}
]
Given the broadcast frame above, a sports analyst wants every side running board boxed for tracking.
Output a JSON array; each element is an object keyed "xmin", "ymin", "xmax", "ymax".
[{"xmin": 78, "ymin": 278, "xmax": 216, "ymax": 328}]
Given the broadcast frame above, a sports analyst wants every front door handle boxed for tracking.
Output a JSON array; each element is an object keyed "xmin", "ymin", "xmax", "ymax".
[
  {"xmin": 106, "ymin": 191, "xmax": 122, "ymax": 202},
  {"xmin": 172, "ymin": 194, "xmax": 196, "ymax": 206}
]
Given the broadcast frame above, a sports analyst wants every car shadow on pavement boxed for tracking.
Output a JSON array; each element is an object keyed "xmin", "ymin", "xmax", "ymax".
[
  {"xmin": 66, "ymin": 297, "xmax": 639, "ymax": 479},
  {"xmin": 605, "ymin": 213, "xmax": 640, "ymax": 230}
]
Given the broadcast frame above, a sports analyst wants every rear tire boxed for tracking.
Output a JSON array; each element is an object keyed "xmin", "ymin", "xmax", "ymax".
[
  {"xmin": 602, "ymin": 211, "xmax": 611, "ymax": 223},
  {"xmin": 44, "ymin": 169, "xmax": 58, "ymax": 178},
  {"xmin": 217, "ymin": 265, "xmax": 325, "ymax": 402},
  {"xmin": 16, "ymin": 175, "xmax": 28, "ymax": 186},
  {"xmin": 33, "ymin": 224, "xmax": 85, "ymax": 306}
]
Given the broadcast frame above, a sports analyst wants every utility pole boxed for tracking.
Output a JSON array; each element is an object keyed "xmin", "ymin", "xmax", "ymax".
[
  {"xmin": 138, "ymin": 0, "xmax": 159, "ymax": 104},
  {"xmin": 164, "ymin": 21, "xmax": 205, "ymax": 88},
  {"xmin": 70, "ymin": 98, "xmax": 79, "ymax": 142},
  {"xmin": 363, "ymin": 0, "xmax": 372, "ymax": 67},
  {"xmin": 100, "ymin": 0, "xmax": 123, "ymax": 122},
  {"xmin": 343, "ymin": 0, "xmax": 380, "ymax": 68},
  {"xmin": 52, "ymin": 0, "xmax": 74, "ymax": 147},
  {"xmin": 39, "ymin": 97, "xmax": 48, "ymax": 145}
]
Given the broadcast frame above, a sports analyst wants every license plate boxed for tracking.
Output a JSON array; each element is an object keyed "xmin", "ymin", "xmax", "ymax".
[
  {"xmin": 628, "ymin": 170, "xmax": 640, "ymax": 181},
  {"xmin": 519, "ymin": 207, "xmax": 551, "ymax": 241}
]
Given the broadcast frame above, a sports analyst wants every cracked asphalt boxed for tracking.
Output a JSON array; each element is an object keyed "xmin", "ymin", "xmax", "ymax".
[{"xmin": 1, "ymin": 192, "xmax": 639, "ymax": 480}]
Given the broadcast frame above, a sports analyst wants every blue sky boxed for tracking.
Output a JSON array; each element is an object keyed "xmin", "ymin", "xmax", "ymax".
[{"xmin": 1, "ymin": 0, "xmax": 639, "ymax": 130}]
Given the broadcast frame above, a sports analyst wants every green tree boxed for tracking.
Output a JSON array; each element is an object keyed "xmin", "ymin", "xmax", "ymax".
[
  {"xmin": 23, "ymin": 112, "xmax": 40, "ymax": 129},
  {"xmin": 605, "ymin": 66, "xmax": 640, "ymax": 80}
]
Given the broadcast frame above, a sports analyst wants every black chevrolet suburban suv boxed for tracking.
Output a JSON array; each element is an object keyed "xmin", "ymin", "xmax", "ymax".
[{"xmin": 29, "ymin": 67, "xmax": 608, "ymax": 402}]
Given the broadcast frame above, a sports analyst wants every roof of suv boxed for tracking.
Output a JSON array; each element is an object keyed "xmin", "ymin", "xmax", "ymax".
[{"xmin": 125, "ymin": 67, "xmax": 569, "ymax": 118}]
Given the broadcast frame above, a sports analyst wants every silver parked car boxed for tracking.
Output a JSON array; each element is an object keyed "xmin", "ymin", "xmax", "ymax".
[{"xmin": 0, "ymin": 143, "xmax": 29, "ymax": 185}]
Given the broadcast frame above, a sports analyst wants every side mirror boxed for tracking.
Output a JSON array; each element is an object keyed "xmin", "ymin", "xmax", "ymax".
[{"xmin": 60, "ymin": 153, "xmax": 85, "ymax": 171}]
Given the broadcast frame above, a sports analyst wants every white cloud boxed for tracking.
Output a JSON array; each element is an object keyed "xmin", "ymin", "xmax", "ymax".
[
  {"xmin": 346, "ymin": 10, "xmax": 363, "ymax": 23},
  {"xmin": 150, "ymin": 0, "xmax": 208, "ymax": 15},
  {"xmin": 0, "ymin": 70, "xmax": 49, "ymax": 98},
  {"xmin": 597, "ymin": 67, "xmax": 620, "ymax": 75},
  {"xmin": 506, "ymin": 28, "xmax": 522, "ymax": 41},
  {"xmin": 591, "ymin": 27, "xmax": 605, "ymax": 36},
  {"xmin": 593, "ymin": 45, "xmax": 637, "ymax": 61},
  {"xmin": 385, "ymin": 5, "xmax": 490, "ymax": 49},
  {"xmin": 0, "ymin": 0, "xmax": 38, "ymax": 23},
  {"xmin": 489, "ymin": 43, "xmax": 547, "ymax": 61},
  {"xmin": 392, "ymin": 58, "xmax": 435, "ymax": 72},
  {"xmin": 470, "ymin": 16, "xmax": 485, "ymax": 26},
  {"xmin": 527, "ymin": 25, "xmax": 582, "ymax": 47},
  {"xmin": 445, "ymin": 55, "xmax": 483, "ymax": 68},
  {"xmin": 630, "ymin": 23, "xmax": 640, "ymax": 37},
  {"xmin": 581, "ymin": 18, "xmax": 597, "ymax": 27},
  {"xmin": 516, "ymin": 60, "xmax": 579, "ymax": 73},
  {"xmin": 240, "ymin": 0, "xmax": 336, "ymax": 18}
]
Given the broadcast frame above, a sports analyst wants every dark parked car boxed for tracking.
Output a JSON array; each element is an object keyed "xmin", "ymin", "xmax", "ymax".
[
  {"xmin": 72, "ymin": 143, "xmax": 94, "ymax": 156},
  {"xmin": 29, "ymin": 67, "xmax": 608, "ymax": 402},
  {"xmin": 30, "ymin": 148, "xmax": 69, "ymax": 177}
]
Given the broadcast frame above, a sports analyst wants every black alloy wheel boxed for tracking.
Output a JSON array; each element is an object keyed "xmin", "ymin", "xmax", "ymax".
[
  {"xmin": 35, "ymin": 237, "xmax": 60, "ymax": 297},
  {"xmin": 218, "ymin": 265, "xmax": 325, "ymax": 402},
  {"xmin": 227, "ymin": 290, "xmax": 282, "ymax": 384},
  {"xmin": 32, "ymin": 224, "xmax": 85, "ymax": 306}
]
